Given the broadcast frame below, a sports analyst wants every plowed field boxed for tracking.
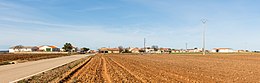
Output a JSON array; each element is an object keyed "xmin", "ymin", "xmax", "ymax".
[{"xmin": 63, "ymin": 54, "xmax": 260, "ymax": 83}]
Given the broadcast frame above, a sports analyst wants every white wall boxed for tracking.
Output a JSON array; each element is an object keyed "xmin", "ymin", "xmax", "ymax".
[
  {"xmin": 220, "ymin": 49, "xmax": 234, "ymax": 52},
  {"xmin": 9, "ymin": 48, "xmax": 32, "ymax": 53},
  {"xmin": 9, "ymin": 49, "xmax": 15, "ymax": 53},
  {"xmin": 211, "ymin": 49, "xmax": 234, "ymax": 53},
  {"xmin": 39, "ymin": 46, "xmax": 52, "ymax": 52}
]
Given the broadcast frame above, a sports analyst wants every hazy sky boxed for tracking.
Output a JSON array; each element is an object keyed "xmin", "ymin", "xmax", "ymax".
[{"xmin": 1, "ymin": 0, "xmax": 260, "ymax": 50}]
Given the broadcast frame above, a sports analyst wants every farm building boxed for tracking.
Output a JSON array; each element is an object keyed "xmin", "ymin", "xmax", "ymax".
[
  {"xmin": 160, "ymin": 48, "xmax": 171, "ymax": 53},
  {"xmin": 211, "ymin": 48, "xmax": 234, "ymax": 53},
  {"xmin": 9, "ymin": 46, "xmax": 37, "ymax": 53},
  {"xmin": 9, "ymin": 45, "xmax": 60, "ymax": 53},
  {"xmin": 99, "ymin": 48, "xmax": 120, "ymax": 53},
  {"xmin": 171, "ymin": 49, "xmax": 186, "ymax": 53},
  {"xmin": 236, "ymin": 50, "xmax": 249, "ymax": 53},
  {"xmin": 145, "ymin": 47, "xmax": 161, "ymax": 53},
  {"xmin": 129, "ymin": 48, "xmax": 140, "ymax": 53},
  {"xmin": 187, "ymin": 48, "xmax": 203, "ymax": 53},
  {"xmin": 88, "ymin": 50, "xmax": 96, "ymax": 53},
  {"xmin": 38, "ymin": 45, "xmax": 60, "ymax": 52}
]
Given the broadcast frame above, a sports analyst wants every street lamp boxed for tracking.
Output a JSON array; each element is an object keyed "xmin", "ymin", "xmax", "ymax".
[{"xmin": 201, "ymin": 19, "xmax": 207, "ymax": 55}]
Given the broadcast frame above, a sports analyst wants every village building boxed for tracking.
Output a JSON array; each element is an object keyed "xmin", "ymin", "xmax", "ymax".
[
  {"xmin": 187, "ymin": 48, "xmax": 203, "ymax": 53},
  {"xmin": 211, "ymin": 48, "xmax": 234, "ymax": 53},
  {"xmin": 9, "ymin": 46, "xmax": 36, "ymax": 52},
  {"xmin": 171, "ymin": 49, "xmax": 186, "ymax": 53},
  {"xmin": 88, "ymin": 50, "xmax": 96, "ymax": 53},
  {"xmin": 72, "ymin": 47, "xmax": 79, "ymax": 52},
  {"xmin": 99, "ymin": 48, "xmax": 120, "ymax": 53},
  {"xmin": 9, "ymin": 45, "xmax": 61, "ymax": 53},
  {"xmin": 236, "ymin": 50, "xmax": 249, "ymax": 53},
  {"xmin": 145, "ymin": 48, "xmax": 153, "ymax": 53},
  {"xmin": 129, "ymin": 48, "xmax": 140, "ymax": 53},
  {"xmin": 38, "ymin": 45, "xmax": 60, "ymax": 52},
  {"xmin": 160, "ymin": 48, "xmax": 171, "ymax": 53},
  {"xmin": 39, "ymin": 45, "xmax": 53, "ymax": 52},
  {"xmin": 145, "ymin": 47, "xmax": 161, "ymax": 53}
]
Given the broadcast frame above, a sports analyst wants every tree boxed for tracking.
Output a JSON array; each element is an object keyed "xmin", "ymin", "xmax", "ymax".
[
  {"xmin": 151, "ymin": 45, "xmax": 159, "ymax": 51},
  {"xmin": 81, "ymin": 47, "xmax": 90, "ymax": 52},
  {"xmin": 139, "ymin": 49, "xmax": 145, "ymax": 53},
  {"xmin": 62, "ymin": 43, "xmax": 73, "ymax": 52},
  {"xmin": 123, "ymin": 47, "xmax": 131, "ymax": 53},
  {"xmin": 118, "ymin": 46, "xmax": 124, "ymax": 53},
  {"xmin": 14, "ymin": 45, "xmax": 24, "ymax": 52}
]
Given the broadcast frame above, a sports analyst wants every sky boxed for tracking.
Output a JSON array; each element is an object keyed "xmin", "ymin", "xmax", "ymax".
[{"xmin": 1, "ymin": 0, "xmax": 260, "ymax": 50}]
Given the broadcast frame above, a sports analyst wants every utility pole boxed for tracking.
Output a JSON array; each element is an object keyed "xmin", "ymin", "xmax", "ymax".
[
  {"xmin": 201, "ymin": 19, "xmax": 207, "ymax": 55},
  {"xmin": 144, "ymin": 38, "xmax": 146, "ymax": 53},
  {"xmin": 185, "ymin": 43, "xmax": 188, "ymax": 52}
]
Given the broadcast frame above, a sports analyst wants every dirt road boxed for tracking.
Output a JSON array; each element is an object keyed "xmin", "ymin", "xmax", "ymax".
[
  {"xmin": 63, "ymin": 54, "xmax": 260, "ymax": 83},
  {"xmin": 0, "ymin": 54, "xmax": 91, "ymax": 83}
]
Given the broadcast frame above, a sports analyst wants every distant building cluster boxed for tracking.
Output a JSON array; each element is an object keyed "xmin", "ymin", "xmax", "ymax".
[
  {"xmin": 9, "ymin": 45, "xmax": 76, "ymax": 53},
  {"xmin": 98, "ymin": 46, "xmax": 249, "ymax": 54},
  {"xmin": 98, "ymin": 47, "xmax": 172, "ymax": 54},
  {"xmin": 8, "ymin": 44, "xmax": 97, "ymax": 54},
  {"xmin": 7, "ymin": 45, "xmax": 249, "ymax": 54},
  {"xmin": 98, "ymin": 47, "xmax": 178, "ymax": 54}
]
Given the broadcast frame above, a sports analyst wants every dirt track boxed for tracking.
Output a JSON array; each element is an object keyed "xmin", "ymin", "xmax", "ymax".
[{"xmin": 64, "ymin": 54, "xmax": 260, "ymax": 83}]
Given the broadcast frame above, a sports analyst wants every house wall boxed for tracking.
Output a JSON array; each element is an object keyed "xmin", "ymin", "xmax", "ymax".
[
  {"xmin": 188, "ymin": 49, "xmax": 201, "ymax": 52},
  {"xmin": 172, "ymin": 50, "xmax": 186, "ymax": 53},
  {"xmin": 151, "ymin": 50, "xmax": 161, "ymax": 54},
  {"xmin": 9, "ymin": 48, "xmax": 32, "ymax": 53},
  {"xmin": 211, "ymin": 49, "xmax": 234, "ymax": 53},
  {"xmin": 39, "ymin": 46, "xmax": 52, "ymax": 52},
  {"xmin": 132, "ymin": 50, "xmax": 140, "ymax": 53},
  {"xmin": 172, "ymin": 50, "xmax": 179, "ymax": 53},
  {"xmin": 145, "ymin": 49, "xmax": 154, "ymax": 53},
  {"xmin": 219, "ymin": 49, "xmax": 234, "ymax": 52},
  {"xmin": 9, "ymin": 49, "xmax": 15, "ymax": 53},
  {"xmin": 52, "ymin": 48, "xmax": 60, "ymax": 52},
  {"xmin": 112, "ymin": 51, "xmax": 120, "ymax": 53},
  {"xmin": 100, "ymin": 50, "xmax": 119, "ymax": 53},
  {"xmin": 22, "ymin": 48, "xmax": 32, "ymax": 52}
]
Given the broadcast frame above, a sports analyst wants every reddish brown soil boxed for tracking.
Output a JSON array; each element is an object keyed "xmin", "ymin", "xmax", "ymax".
[
  {"xmin": 0, "ymin": 54, "xmax": 68, "ymax": 63},
  {"xmin": 65, "ymin": 54, "xmax": 260, "ymax": 83}
]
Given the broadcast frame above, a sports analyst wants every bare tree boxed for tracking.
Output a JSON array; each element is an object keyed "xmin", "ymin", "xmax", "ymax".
[
  {"xmin": 14, "ymin": 45, "xmax": 24, "ymax": 52},
  {"xmin": 118, "ymin": 46, "xmax": 124, "ymax": 53}
]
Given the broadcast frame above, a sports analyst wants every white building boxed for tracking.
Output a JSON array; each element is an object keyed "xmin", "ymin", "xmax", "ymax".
[
  {"xmin": 39, "ymin": 46, "xmax": 52, "ymax": 52},
  {"xmin": 9, "ymin": 46, "xmax": 35, "ymax": 53},
  {"xmin": 160, "ymin": 48, "xmax": 171, "ymax": 53},
  {"xmin": 38, "ymin": 45, "xmax": 59, "ymax": 52},
  {"xmin": 129, "ymin": 48, "xmax": 140, "ymax": 53},
  {"xmin": 187, "ymin": 48, "xmax": 203, "ymax": 53},
  {"xmin": 145, "ymin": 48, "xmax": 161, "ymax": 53},
  {"xmin": 211, "ymin": 48, "xmax": 234, "ymax": 53}
]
